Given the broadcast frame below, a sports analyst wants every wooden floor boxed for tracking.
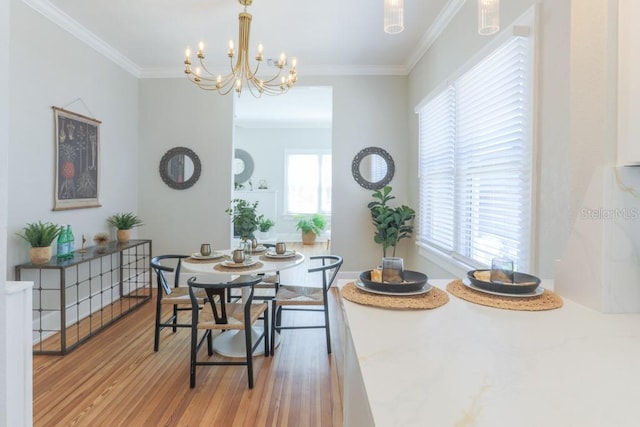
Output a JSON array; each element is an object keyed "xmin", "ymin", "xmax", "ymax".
[{"xmin": 33, "ymin": 243, "xmax": 345, "ymax": 426}]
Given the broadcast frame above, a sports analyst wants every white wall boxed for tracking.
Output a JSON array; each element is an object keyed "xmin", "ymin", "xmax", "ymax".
[
  {"xmin": 554, "ymin": 0, "xmax": 640, "ymax": 312},
  {"xmin": 1, "ymin": 0, "xmax": 11, "ymax": 422},
  {"xmin": 7, "ymin": 0, "xmax": 140, "ymax": 278},
  {"xmin": 137, "ymin": 75, "xmax": 408, "ymax": 272},
  {"xmin": 137, "ymin": 78, "xmax": 234, "ymax": 256},
  {"xmin": 406, "ymin": 0, "xmax": 572, "ymax": 279}
]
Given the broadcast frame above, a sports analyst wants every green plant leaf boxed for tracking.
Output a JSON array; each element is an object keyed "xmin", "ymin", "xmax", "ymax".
[
  {"xmin": 368, "ymin": 186, "xmax": 415, "ymax": 255},
  {"xmin": 295, "ymin": 214, "xmax": 326, "ymax": 235},
  {"xmin": 107, "ymin": 212, "xmax": 144, "ymax": 230},
  {"xmin": 227, "ymin": 199, "xmax": 262, "ymax": 239},
  {"xmin": 16, "ymin": 221, "xmax": 63, "ymax": 247}
]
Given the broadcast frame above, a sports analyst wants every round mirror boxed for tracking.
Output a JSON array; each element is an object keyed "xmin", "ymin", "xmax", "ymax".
[
  {"xmin": 352, "ymin": 147, "xmax": 395, "ymax": 190},
  {"xmin": 234, "ymin": 148, "xmax": 254, "ymax": 184},
  {"xmin": 159, "ymin": 147, "xmax": 201, "ymax": 190}
]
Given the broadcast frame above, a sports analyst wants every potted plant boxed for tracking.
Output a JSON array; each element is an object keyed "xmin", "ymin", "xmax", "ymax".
[
  {"xmin": 107, "ymin": 212, "xmax": 144, "ymax": 242},
  {"xmin": 296, "ymin": 214, "xmax": 326, "ymax": 245},
  {"xmin": 257, "ymin": 217, "xmax": 275, "ymax": 239},
  {"xmin": 16, "ymin": 221, "xmax": 63, "ymax": 264},
  {"xmin": 226, "ymin": 199, "xmax": 263, "ymax": 241},
  {"xmin": 368, "ymin": 186, "xmax": 415, "ymax": 257}
]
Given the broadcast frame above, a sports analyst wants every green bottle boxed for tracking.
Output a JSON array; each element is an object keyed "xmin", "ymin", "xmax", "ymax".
[
  {"xmin": 66, "ymin": 225, "xmax": 75, "ymax": 260},
  {"xmin": 56, "ymin": 226, "xmax": 68, "ymax": 260}
]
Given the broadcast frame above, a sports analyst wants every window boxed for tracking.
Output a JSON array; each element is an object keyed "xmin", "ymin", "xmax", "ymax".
[
  {"xmin": 416, "ymin": 31, "xmax": 534, "ymax": 271},
  {"xmin": 285, "ymin": 151, "xmax": 332, "ymax": 214}
]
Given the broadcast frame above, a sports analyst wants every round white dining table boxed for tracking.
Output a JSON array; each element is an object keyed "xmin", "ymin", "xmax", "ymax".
[{"xmin": 182, "ymin": 247, "xmax": 305, "ymax": 358}]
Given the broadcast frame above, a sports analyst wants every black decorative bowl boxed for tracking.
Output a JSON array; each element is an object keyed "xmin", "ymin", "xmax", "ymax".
[
  {"xmin": 467, "ymin": 270, "xmax": 541, "ymax": 294},
  {"xmin": 359, "ymin": 270, "xmax": 428, "ymax": 293}
]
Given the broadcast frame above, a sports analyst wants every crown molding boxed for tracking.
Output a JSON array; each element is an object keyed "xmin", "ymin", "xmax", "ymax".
[
  {"xmin": 22, "ymin": 0, "xmax": 462, "ymax": 80},
  {"xmin": 405, "ymin": 0, "xmax": 467, "ymax": 73},
  {"xmin": 21, "ymin": 0, "xmax": 142, "ymax": 77},
  {"xmin": 140, "ymin": 64, "xmax": 409, "ymax": 79}
]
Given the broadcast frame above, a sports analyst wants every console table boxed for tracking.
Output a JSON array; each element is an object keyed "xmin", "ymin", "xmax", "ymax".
[{"xmin": 15, "ymin": 239, "xmax": 152, "ymax": 355}]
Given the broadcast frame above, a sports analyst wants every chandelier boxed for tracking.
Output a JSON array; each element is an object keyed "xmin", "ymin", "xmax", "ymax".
[
  {"xmin": 384, "ymin": 0, "xmax": 404, "ymax": 34},
  {"xmin": 478, "ymin": 0, "xmax": 500, "ymax": 35},
  {"xmin": 183, "ymin": 0, "xmax": 297, "ymax": 97}
]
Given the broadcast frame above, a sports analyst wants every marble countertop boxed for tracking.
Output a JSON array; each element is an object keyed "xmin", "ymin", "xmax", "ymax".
[{"xmin": 338, "ymin": 279, "xmax": 640, "ymax": 427}]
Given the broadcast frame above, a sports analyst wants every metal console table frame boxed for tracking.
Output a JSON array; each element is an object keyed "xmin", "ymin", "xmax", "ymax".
[{"xmin": 15, "ymin": 239, "xmax": 152, "ymax": 355}]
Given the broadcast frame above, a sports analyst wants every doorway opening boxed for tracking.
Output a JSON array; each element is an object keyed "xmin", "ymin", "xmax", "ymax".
[{"xmin": 232, "ymin": 86, "xmax": 333, "ymax": 248}]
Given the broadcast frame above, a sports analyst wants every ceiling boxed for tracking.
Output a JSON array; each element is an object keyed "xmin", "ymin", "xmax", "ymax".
[
  {"xmin": 29, "ymin": 0, "xmax": 463, "ymax": 77},
  {"xmin": 23, "ymin": 0, "xmax": 464, "ymax": 123}
]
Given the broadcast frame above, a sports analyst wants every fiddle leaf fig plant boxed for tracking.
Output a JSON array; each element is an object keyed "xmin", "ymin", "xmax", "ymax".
[{"xmin": 368, "ymin": 186, "xmax": 416, "ymax": 257}]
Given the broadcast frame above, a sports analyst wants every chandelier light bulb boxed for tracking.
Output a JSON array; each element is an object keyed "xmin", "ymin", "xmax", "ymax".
[{"xmin": 256, "ymin": 43, "xmax": 264, "ymax": 61}]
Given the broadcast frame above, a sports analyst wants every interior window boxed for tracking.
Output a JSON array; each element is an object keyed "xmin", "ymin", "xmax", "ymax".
[{"xmin": 285, "ymin": 151, "xmax": 332, "ymax": 214}]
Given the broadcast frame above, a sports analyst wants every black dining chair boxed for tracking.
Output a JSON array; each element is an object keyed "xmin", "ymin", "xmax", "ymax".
[
  {"xmin": 150, "ymin": 255, "xmax": 207, "ymax": 352},
  {"xmin": 254, "ymin": 243, "xmax": 281, "ymax": 300},
  {"xmin": 271, "ymin": 255, "xmax": 343, "ymax": 355},
  {"xmin": 187, "ymin": 275, "xmax": 269, "ymax": 389}
]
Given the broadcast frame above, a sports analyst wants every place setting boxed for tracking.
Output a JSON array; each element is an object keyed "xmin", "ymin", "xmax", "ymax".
[
  {"xmin": 446, "ymin": 258, "xmax": 563, "ymax": 311},
  {"xmin": 341, "ymin": 257, "xmax": 449, "ymax": 310},
  {"xmin": 214, "ymin": 246, "xmax": 264, "ymax": 272},
  {"xmin": 259, "ymin": 242, "xmax": 303, "ymax": 262},
  {"xmin": 245, "ymin": 237, "xmax": 269, "ymax": 254},
  {"xmin": 185, "ymin": 243, "xmax": 227, "ymax": 263}
]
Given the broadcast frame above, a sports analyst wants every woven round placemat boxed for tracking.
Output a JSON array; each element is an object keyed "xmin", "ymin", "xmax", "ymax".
[
  {"xmin": 185, "ymin": 255, "xmax": 228, "ymax": 264},
  {"xmin": 446, "ymin": 279, "xmax": 563, "ymax": 311},
  {"xmin": 258, "ymin": 253, "xmax": 304, "ymax": 263},
  {"xmin": 214, "ymin": 261, "xmax": 264, "ymax": 273},
  {"xmin": 341, "ymin": 281, "xmax": 449, "ymax": 310}
]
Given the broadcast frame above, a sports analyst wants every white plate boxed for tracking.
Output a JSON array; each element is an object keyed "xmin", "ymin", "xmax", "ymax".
[
  {"xmin": 355, "ymin": 280, "xmax": 432, "ymax": 296},
  {"xmin": 264, "ymin": 250, "xmax": 296, "ymax": 259},
  {"xmin": 221, "ymin": 259, "xmax": 259, "ymax": 268},
  {"xmin": 462, "ymin": 277, "xmax": 544, "ymax": 298},
  {"xmin": 191, "ymin": 252, "xmax": 223, "ymax": 260},
  {"xmin": 252, "ymin": 245, "xmax": 268, "ymax": 253}
]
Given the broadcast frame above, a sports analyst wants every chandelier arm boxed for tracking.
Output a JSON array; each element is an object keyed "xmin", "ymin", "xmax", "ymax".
[
  {"xmin": 245, "ymin": 80, "xmax": 265, "ymax": 98},
  {"xmin": 217, "ymin": 82, "xmax": 237, "ymax": 95},
  {"xmin": 195, "ymin": 58, "xmax": 218, "ymax": 78},
  {"xmin": 256, "ymin": 71, "xmax": 284, "ymax": 86},
  {"xmin": 187, "ymin": 74, "xmax": 225, "ymax": 91}
]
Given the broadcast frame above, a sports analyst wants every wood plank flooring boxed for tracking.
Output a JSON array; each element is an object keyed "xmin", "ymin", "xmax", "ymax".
[{"xmin": 33, "ymin": 243, "xmax": 345, "ymax": 426}]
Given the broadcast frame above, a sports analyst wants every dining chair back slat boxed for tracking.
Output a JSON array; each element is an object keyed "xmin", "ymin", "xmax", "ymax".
[{"xmin": 187, "ymin": 275, "xmax": 269, "ymax": 389}]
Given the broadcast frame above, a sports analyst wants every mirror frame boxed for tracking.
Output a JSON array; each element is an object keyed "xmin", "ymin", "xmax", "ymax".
[
  {"xmin": 234, "ymin": 148, "xmax": 254, "ymax": 184},
  {"xmin": 159, "ymin": 146, "xmax": 202, "ymax": 190},
  {"xmin": 351, "ymin": 146, "xmax": 395, "ymax": 190}
]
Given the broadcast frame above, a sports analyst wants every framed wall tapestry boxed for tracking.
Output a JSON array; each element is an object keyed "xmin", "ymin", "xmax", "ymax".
[{"xmin": 52, "ymin": 106, "xmax": 102, "ymax": 210}]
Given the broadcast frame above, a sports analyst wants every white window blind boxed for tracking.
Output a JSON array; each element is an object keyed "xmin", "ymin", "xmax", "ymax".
[
  {"xmin": 417, "ymin": 35, "xmax": 532, "ymax": 271},
  {"xmin": 418, "ymin": 87, "xmax": 456, "ymax": 252}
]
